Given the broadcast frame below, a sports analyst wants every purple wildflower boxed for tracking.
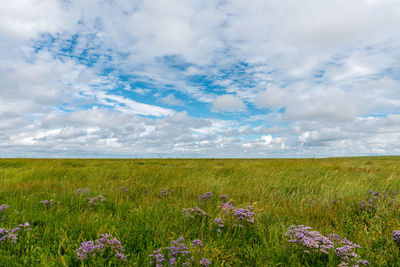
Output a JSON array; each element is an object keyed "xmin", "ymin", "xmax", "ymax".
[
  {"xmin": 76, "ymin": 233, "xmax": 126, "ymax": 261},
  {"xmin": 213, "ymin": 218, "xmax": 224, "ymax": 232},
  {"xmin": 214, "ymin": 218, "xmax": 224, "ymax": 227},
  {"xmin": 166, "ymin": 236, "xmax": 190, "ymax": 258},
  {"xmin": 393, "ymin": 230, "xmax": 400, "ymax": 244},
  {"xmin": 150, "ymin": 236, "xmax": 211, "ymax": 266},
  {"xmin": 199, "ymin": 192, "xmax": 213, "ymax": 205},
  {"xmin": 183, "ymin": 206, "xmax": 207, "ymax": 218},
  {"xmin": 87, "ymin": 195, "xmax": 107, "ymax": 206},
  {"xmin": 116, "ymin": 251, "xmax": 127, "ymax": 261},
  {"xmin": 329, "ymin": 233, "xmax": 342, "ymax": 242},
  {"xmin": 286, "ymin": 225, "xmax": 368, "ymax": 265},
  {"xmin": 39, "ymin": 200, "xmax": 54, "ymax": 206},
  {"xmin": 76, "ymin": 188, "xmax": 89, "ymax": 195},
  {"xmin": 119, "ymin": 186, "xmax": 129, "ymax": 192},
  {"xmin": 221, "ymin": 201, "xmax": 235, "ymax": 213},
  {"xmin": 149, "ymin": 248, "xmax": 166, "ymax": 265},
  {"xmin": 357, "ymin": 259, "xmax": 370, "ymax": 265},
  {"xmin": 234, "ymin": 207, "xmax": 255, "ymax": 224},
  {"xmin": 285, "ymin": 225, "xmax": 334, "ymax": 254},
  {"xmin": 0, "ymin": 222, "xmax": 30, "ymax": 244},
  {"xmin": 191, "ymin": 239, "xmax": 203, "ymax": 248},
  {"xmin": 0, "ymin": 204, "xmax": 9, "ymax": 212},
  {"xmin": 76, "ymin": 241, "xmax": 97, "ymax": 260},
  {"xmin": 200, "ymin": 258, "xmax": 211, "ymax": 266},
  {"xmin": 219, "ymin": 194, "xmax": 229, "ymax": 202}
]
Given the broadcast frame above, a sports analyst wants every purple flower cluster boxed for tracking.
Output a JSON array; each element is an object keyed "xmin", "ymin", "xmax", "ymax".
[
  {"xmin": 182, "ymin": 206, "xmax": 207, "ymax": 218},
  {"xmin": 39, "ymin": 200, "xmax": 54, "ymax": 207},
  {"xmin": 199, "ymin": 258, "xmax": 211, "ymax": 266},
  {"xmin": 149, "ymin": 248, "xmax": 166, "ymax": 266},
  {"xmin": 220, "ymin": 202, "xmax": 255, "ymax": 228},
  {"xmin": 234, "ymin": 207, "xmax": 255, "ymax": 224},
  {"xmin": 0, "ymin": 222, "xmax": 31, "ymax": 244},
  {"xmin": 221, "ymin": 201, "xmax": 235, "ymax": 214},
  {"xmin": 335, "ymin": 238, "xmax": 363, "ymax": 263},
  {"xmin": 0, "ymin": 204, "xmax": 9, "ymax": 212},
  {"xmin": 0, "ymin": 204, "xmax": 9, "ymax": 221},
  {"xmin": 219, "ymin": 194, "xmax": 229, "ymax": 202},
  {"xmin": 76, "ymin": 188, "xmax": 89, "ymax": 196},
  {"xmin": 199, "ymin": 192, "xmax": 213, "ymax": 205},
  {"xmin": 149, "ymin": 237, "xmax": 211, "ymax": 267},
  {"xmin": 76, "ymin": 233, "xmax": 126, "ymax": 261},
  {"xmin": 166, "ymin": 236, "xmax": 191, "ymax": 265},
  {"xmin": 160, "ymin": 188, "xmax": 175, "ymax": 198},
  {"xmin": 191, "ymin": 239, "xmax": 203, "ymax": 248},
  {"xmin": 286, "ymin": 225, "xmax": 334, "ymax": 254},
  {"xmin": 393, "ymin": 230, "xmax": 400, "ymax": 244},
  {"xmin": 119, "ymin": 186, "xmax": 129, "ymax": 192},
  {"xmin": 87, "ymin": 195, "xmax": 107, "ymax": 206},
  {"xmin": 286, "ymin": 225, "xmax": 369, "ymax": 266},
  {"xmin": 213, "ymin": 218, "xmax": 224, "ymax": 232},
  {"xmin": 359, "ymin": 190, "xmax": 384, "ymax": 211}
]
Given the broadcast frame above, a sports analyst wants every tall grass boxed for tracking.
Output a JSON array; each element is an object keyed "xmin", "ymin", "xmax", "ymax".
[{"xmin": 0, "ymin": 157, "xmax": 400, "ymax": 266}]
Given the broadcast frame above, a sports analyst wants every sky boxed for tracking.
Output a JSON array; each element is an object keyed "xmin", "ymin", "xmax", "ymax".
[{"xmin": 1, "ymin": 0, "xmax": 400, "ymax": 158}]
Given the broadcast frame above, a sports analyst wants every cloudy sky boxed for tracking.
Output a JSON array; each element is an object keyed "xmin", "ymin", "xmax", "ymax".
[{"xmin": 1, "ymin": 0, "xmax": 400, "ymax": 158}]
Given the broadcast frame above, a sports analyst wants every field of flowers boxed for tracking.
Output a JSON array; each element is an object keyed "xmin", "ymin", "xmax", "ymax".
[{"xmin": 1, "ymin": 157, "xmax": 400, "ymax": 266}]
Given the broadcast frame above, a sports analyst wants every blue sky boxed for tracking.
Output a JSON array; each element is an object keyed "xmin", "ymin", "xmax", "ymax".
[{"xmin": 1, "ymin": 0, "xmax": 400, "ymax": 158}]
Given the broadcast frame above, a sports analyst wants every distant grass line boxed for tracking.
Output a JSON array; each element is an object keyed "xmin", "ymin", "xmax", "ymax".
[{"xmin": 0, "ymin": 157, "xmax": 400, "ymax": 266}]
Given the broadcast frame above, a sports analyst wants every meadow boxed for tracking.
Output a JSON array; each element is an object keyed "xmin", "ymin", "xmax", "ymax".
[{"xmin": 1, "ymin": 157, "xmax": 400, "ymax": 266}]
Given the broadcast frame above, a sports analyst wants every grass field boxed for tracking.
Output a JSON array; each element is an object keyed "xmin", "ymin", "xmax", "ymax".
[{"xmin": 1, "ymin": 157, "xmax": 400, "ymax": 266}]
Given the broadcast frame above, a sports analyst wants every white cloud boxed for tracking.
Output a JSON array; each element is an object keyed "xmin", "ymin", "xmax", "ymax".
[
  {"xmin": 212, "ymin": 95, "xmax": 246, "ymax": 112},
  {"xmin": 159, "ymin": 94, "xmax": 183, "ymax": 106},
  {"xmin": 1, "ymin": 0, "xmax": 400, "ymax": 157},
  {"xmin": 255, "ymin": 86, "xmax": 288, "ymax": 108}
]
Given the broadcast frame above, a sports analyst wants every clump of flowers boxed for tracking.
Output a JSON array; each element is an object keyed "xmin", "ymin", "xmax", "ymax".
[
  {"xmin": 76, "ymin": 233, "xmax": 126, "ymax": 262},
  {"xmin": 182, "ymin": 206, "xmax": 207, "ymax": 218},
  {"xmin": 160, "ymin": 188, "xmax": 174, "ymax": 198},
  {"xmin": 39, "ymin": 200, "xmax": 54, "ymax": 207},
  {"xmin": 359, "ymin": 190, "xmax": 382, "ymax": 211},
  {"xmin": 87, "ymin": 195, "xmax": 107, "ymax": 206},
  {"xmin": 0, "ymin": 204, "xmax": 9, "ymax": 221},
  {"xmin": 191, "ymin": 239, "xmax": 203, "ymax": 248},
  {"xmin": 286, "ymin": 225, "xmax": 369, "ymax": 266},
  {"xmin": 199, "ymin": 258, "xmax": 211, "ymax": 266},
  {"xmin": 393, "ymin": 230, "xmax": 400, "ymax": 244},
  {"xmin": 213, "ymin": 218, "xmax": 224, "ymax": 233},
  {"xmin": 0, "ymin": 222, "xmax": 31, "ymax": 244},
  {"xmin": 119, "ymin": 186, "xmax": 129, "ymax": 192},
  {"xmin": 212, "ymin": 201, "xmax": 255, "ymax": 232},
  {"xmin": 219, "ymin": 201, "xmax": 254, "ymax": 228},
  {"xmin": 221, "ymin": 201, "xmax": 235, "ymax": 213},
  {"xmin": 199, "ymin": 192, "xmax": 213, "ymax": 205},
  {"xmin": 219, "ymin": 194, "xmax": 229, "ymax": 202},
  {"xmin": 76, "ymin": 188, "xmax": 89, "ymax": 196},
  {"xmin": 358, "ymin": 190, "xmax": 397, "ymax": 212},
  {"xmin": 149, "ymin": 237, "xmax": 211, "ymax": 266},
  {"xmin": 149, "ymin": 248, "xmax": 166, "ymax": 266},
  {"xmin": 0, "ymin": 204, "xmax": 9, "ymax": 212}
]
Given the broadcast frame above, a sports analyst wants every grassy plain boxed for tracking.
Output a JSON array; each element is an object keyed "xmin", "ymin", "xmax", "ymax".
[{"xmin": 1, "ymin": 157, "xmax": 400, "ymax": 266}]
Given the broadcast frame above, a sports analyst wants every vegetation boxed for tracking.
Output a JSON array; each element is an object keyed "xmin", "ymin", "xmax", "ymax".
[{"xmin": 1, "ymin": 157, "xmax": 400, "ymax": 266}]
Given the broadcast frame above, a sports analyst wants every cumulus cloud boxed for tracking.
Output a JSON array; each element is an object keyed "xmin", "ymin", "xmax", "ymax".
[{"xmin": 212, "ymin": 95, "xmax": 246, "ymax": 112}]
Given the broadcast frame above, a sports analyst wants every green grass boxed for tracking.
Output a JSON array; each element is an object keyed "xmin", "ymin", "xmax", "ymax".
[{"xmin": 1, "ymin": 157, "xmax": 400, "ymax": 266}]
